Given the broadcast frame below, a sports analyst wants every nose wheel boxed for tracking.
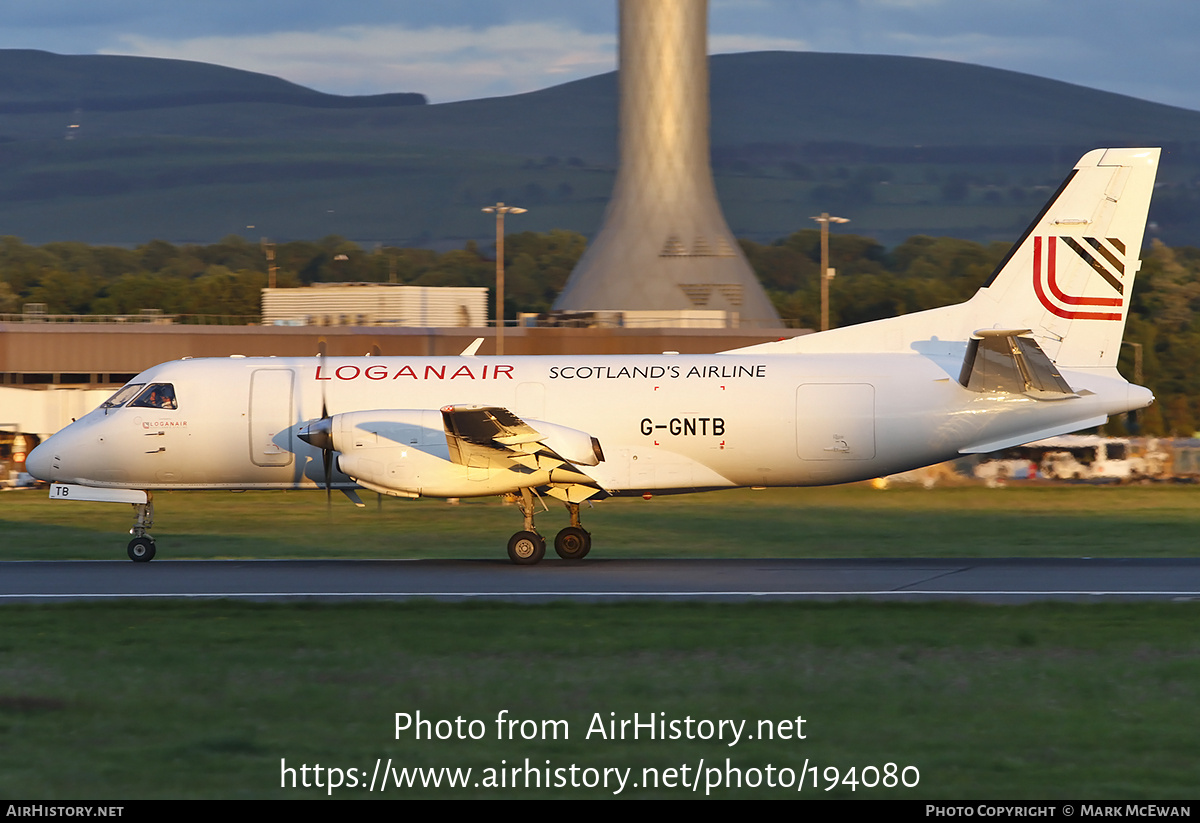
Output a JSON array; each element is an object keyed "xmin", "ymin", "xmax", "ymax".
[
  {"xmin": 127, "ymin": 498, "xmax": 156, "ymax": 562},
  {"xmin": 127, "ymin": 536, "xmax": 156, "ymax": 562}
]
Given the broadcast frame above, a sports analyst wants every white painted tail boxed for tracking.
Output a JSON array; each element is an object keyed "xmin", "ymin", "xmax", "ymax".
[{"xmin": 729, "ymin": 148, "xmax": 1160, "ymax": 371}]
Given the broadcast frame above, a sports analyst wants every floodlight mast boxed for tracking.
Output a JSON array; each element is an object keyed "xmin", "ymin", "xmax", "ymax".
[
  {"xmin": 260, "ymin": 238, "xmax": 277, "ymax": 289},
  {"xmin": 482, "ymin": 202, "xmax": 526, "ymax": 355},
  {"xmin": 811, "ymin": 213, "xmax": 850, "ymax": 331}
]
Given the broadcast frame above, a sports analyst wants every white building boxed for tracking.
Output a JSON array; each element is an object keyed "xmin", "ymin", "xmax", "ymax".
[{"xmin": 262, "ymin": 284, "xmax": 488, "ymax": 328}]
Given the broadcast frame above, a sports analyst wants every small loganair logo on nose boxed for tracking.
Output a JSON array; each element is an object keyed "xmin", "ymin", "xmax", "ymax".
[
  {"xmin": 1033, "ymin": 236, "xmax": 1126, "ymax": 321},
  {"xmin": 142, "ymin": 420, "xmax": 188, "ymax": 428}
]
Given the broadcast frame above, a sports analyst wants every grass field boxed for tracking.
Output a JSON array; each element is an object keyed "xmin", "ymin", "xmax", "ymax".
[
  {"xmin": 2, "ymin": 601, "xmax": 1199, "ymax": 799},
  {"xmin": 2, "ymin": 483, "xmax": 1200, "ymax": 561},
  {"xmin": 3, "ymin": 484, "xmax": 1199, "ymax": 799}
]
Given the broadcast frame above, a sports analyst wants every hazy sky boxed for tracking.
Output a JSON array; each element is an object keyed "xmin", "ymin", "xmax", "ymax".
[{"xmin": 3, "ymin": 0, "xmax": 1198, "ymax": 111}]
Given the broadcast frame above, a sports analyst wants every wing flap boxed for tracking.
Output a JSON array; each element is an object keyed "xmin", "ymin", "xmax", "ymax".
[{"xmin": 440, "ymin": 405, "xmax": 604, "ymax": 478}]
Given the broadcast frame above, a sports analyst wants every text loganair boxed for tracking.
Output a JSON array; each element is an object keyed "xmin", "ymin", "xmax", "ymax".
[{"xmin": 316, "ymin": 364, "xmax": 515, "ymax": 381}]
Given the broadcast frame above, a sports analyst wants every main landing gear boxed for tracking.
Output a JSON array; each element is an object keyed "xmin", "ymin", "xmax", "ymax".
[
  {"xmin": 504, "ymin": 489, "xmax": 592, "ymax": 565},
  {"xmin": 127, "ymin": 498, "xmax": 156, "ymax": 562},
  {"xmin": 554, "ymin": 502, "xmax": 591, "ymax": 561}
]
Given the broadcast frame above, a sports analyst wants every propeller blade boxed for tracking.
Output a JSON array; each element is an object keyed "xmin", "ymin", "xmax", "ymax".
[
  {"xmin": 297, "ymin": 418, "xmax": 335, "ymax": 504},
  {"xmin": 314, "ymin": 340, "xmax": 333, "ymax": 506},
  {"xmin": 323, "ymin": 447, "xmax": 332, "ymax": 506}
]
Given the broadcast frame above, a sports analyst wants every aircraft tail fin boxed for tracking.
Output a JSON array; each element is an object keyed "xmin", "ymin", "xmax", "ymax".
[
  {"xmin": 725, "ymin": 148, "xmax": 1159, "ymax": 370},
  {"xmin": 969, "ymin": 147, "xmax": 1159, "ymax": 369}
]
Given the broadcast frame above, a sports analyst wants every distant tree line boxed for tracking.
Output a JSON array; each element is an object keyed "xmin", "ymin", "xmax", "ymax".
[
  {"xmin": 2, "ymin": 230, "xmax": 1199, "ymax": 436},
  {"xmin": 0, "ymin": 231, "xmax": 584, "ymax": 320}
]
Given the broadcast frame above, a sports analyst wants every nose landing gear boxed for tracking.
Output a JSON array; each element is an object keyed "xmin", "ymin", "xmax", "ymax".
[{"xmin": 127, "ymin": 498, "xmax": 156, "ymax": 562}]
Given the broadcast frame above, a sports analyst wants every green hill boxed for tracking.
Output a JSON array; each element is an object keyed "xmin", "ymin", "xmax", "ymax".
[
  {"xmin": 0, "ymin": 49, "xmax": 425, "ymax": 112},
  {"xmin": 1, "ymin": 49, "xmax": 1198, "ymax": 247},
  {"xmin": 710, "ymin": 52, "xmax": 1200, "ymax": 149}
]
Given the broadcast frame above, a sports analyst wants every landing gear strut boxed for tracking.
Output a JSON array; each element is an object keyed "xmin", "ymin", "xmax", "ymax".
[
  {"xmin": 506, "ymin": 488, "xmax": 545, "ymax": 565},
  {"xmin": 504, "ymin": 491, "xmax": 592, "ymax": 564},
  {"xmin": 127, "ymin": 496, "xmax": 156, "ymax": 562}
]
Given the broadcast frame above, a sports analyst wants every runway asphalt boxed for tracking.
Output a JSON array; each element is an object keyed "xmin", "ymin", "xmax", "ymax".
[{"xmin": 4, "ymin": 557, "xmax": 1200, "ymax": 603}]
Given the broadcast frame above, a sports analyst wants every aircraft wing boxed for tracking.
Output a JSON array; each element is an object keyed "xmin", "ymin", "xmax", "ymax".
[{"xmin": 440, "ymin": 405, "xmax": 606, "ymax": 502}]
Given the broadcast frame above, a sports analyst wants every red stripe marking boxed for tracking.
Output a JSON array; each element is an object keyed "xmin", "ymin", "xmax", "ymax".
[
  {"xmin": 1033, "ymin": 237, "xmax": 1122, "ymax": 321},
  {"xmin": 1046, "ymin": 238, "xmax": 1122, "ymax": 307}
]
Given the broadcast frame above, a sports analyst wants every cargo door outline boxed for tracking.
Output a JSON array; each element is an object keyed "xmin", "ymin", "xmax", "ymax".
[
  {"xmin": 249, "ymin": 369, "xmax": 295, "ymax": 467},
  {"xmin": 796, "ymin": 383, "xmax": 876, "ymax": 460}
]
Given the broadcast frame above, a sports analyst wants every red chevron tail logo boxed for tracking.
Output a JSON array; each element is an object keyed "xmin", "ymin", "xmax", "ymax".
[{"xmin": 1032, "ymin": 236, "xmax": 1125, "ymax": 321}]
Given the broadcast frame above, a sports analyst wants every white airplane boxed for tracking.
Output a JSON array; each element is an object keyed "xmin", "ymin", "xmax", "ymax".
[{"xmin": 28, "ymin": 148, "xmax": 1159, "ymax": 564}]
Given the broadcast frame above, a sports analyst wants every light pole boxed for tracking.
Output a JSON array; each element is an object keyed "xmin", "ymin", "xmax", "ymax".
[
  {"xmin": 811, "ymin": 213, "xmax": 849, "ymax": 331},
  {"xmin": 482, "ymin": 202, "xmax": 526, "ymax": 355},
  {"xmin": 260, "ymin": 238, "xmax": 277, "ymax": 289},
  {"xmin": 1122, "ymin": 340, "xmax": 1145, "ymax": 432},
  {"xmin": 1122, "ymin": 340, "xmax": 1144, "ymax": 385}
]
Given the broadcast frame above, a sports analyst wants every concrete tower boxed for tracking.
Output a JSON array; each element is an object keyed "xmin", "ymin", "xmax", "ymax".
[{"xmin": 553, "ymin": 0, "xmax": 780, "ymax": 327}]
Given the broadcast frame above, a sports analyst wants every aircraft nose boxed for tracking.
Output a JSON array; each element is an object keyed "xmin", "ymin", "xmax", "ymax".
[{"xmin": 25, "ymin": 439, "xmax": 55, "ymax": 481}]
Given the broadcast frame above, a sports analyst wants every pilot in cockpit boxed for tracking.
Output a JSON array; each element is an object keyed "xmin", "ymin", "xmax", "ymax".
[{"xmin": 131, "ymin": 383, "xmax": 177, "ymax": 410}]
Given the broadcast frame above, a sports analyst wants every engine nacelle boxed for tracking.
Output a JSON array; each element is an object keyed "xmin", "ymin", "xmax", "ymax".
[
  {"xmin": 326, "ymin": 409, "xmax": 444, "ymax": 453},
  {"xmin": 324, "ymin": 409, "xmax": 595, "ymax": 498},
  {"xmin": 522, "ymin": 418, "xmax": 605, "ymax": 466}
]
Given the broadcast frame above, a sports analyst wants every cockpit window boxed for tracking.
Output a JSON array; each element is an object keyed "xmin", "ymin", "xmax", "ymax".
[
  {"xmin": 129, "ymin": 383, "xmax": 178, "ymax": 410},
  {"xmin": 101, "ymin": 383, "xmax": 145, "ymax": 409}
]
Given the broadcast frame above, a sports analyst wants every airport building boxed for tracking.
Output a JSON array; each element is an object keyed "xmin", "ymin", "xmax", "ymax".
[{"xmin": 261, "ymin": 283, "xmax": 487, "ymax": 328}]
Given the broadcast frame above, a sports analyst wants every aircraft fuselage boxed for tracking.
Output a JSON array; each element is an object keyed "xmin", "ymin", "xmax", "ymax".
[{"xmin": 31, "ymin": 351, "xmax": 1147, "ymax": 497}]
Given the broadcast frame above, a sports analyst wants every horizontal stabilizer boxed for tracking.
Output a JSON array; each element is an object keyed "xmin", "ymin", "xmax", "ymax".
[
  {"xmin": 960, "ymin": 415, "xmax": 1110, "ymax": 454},
  {"xmin": 959, "ymin": 329, "xmax": 1077, "ymax": 400}
]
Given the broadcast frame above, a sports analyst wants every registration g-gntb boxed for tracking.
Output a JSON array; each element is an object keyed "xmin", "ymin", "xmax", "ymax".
[{"xmin": 28, "ymin": 149, "xmax": 1160, "ymax": 563}]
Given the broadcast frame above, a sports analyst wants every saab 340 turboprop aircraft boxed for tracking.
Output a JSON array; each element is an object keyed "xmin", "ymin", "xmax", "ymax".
[{"xmin": 28, "ymin": 148, "xmax": 1160, "ymax": 564}]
